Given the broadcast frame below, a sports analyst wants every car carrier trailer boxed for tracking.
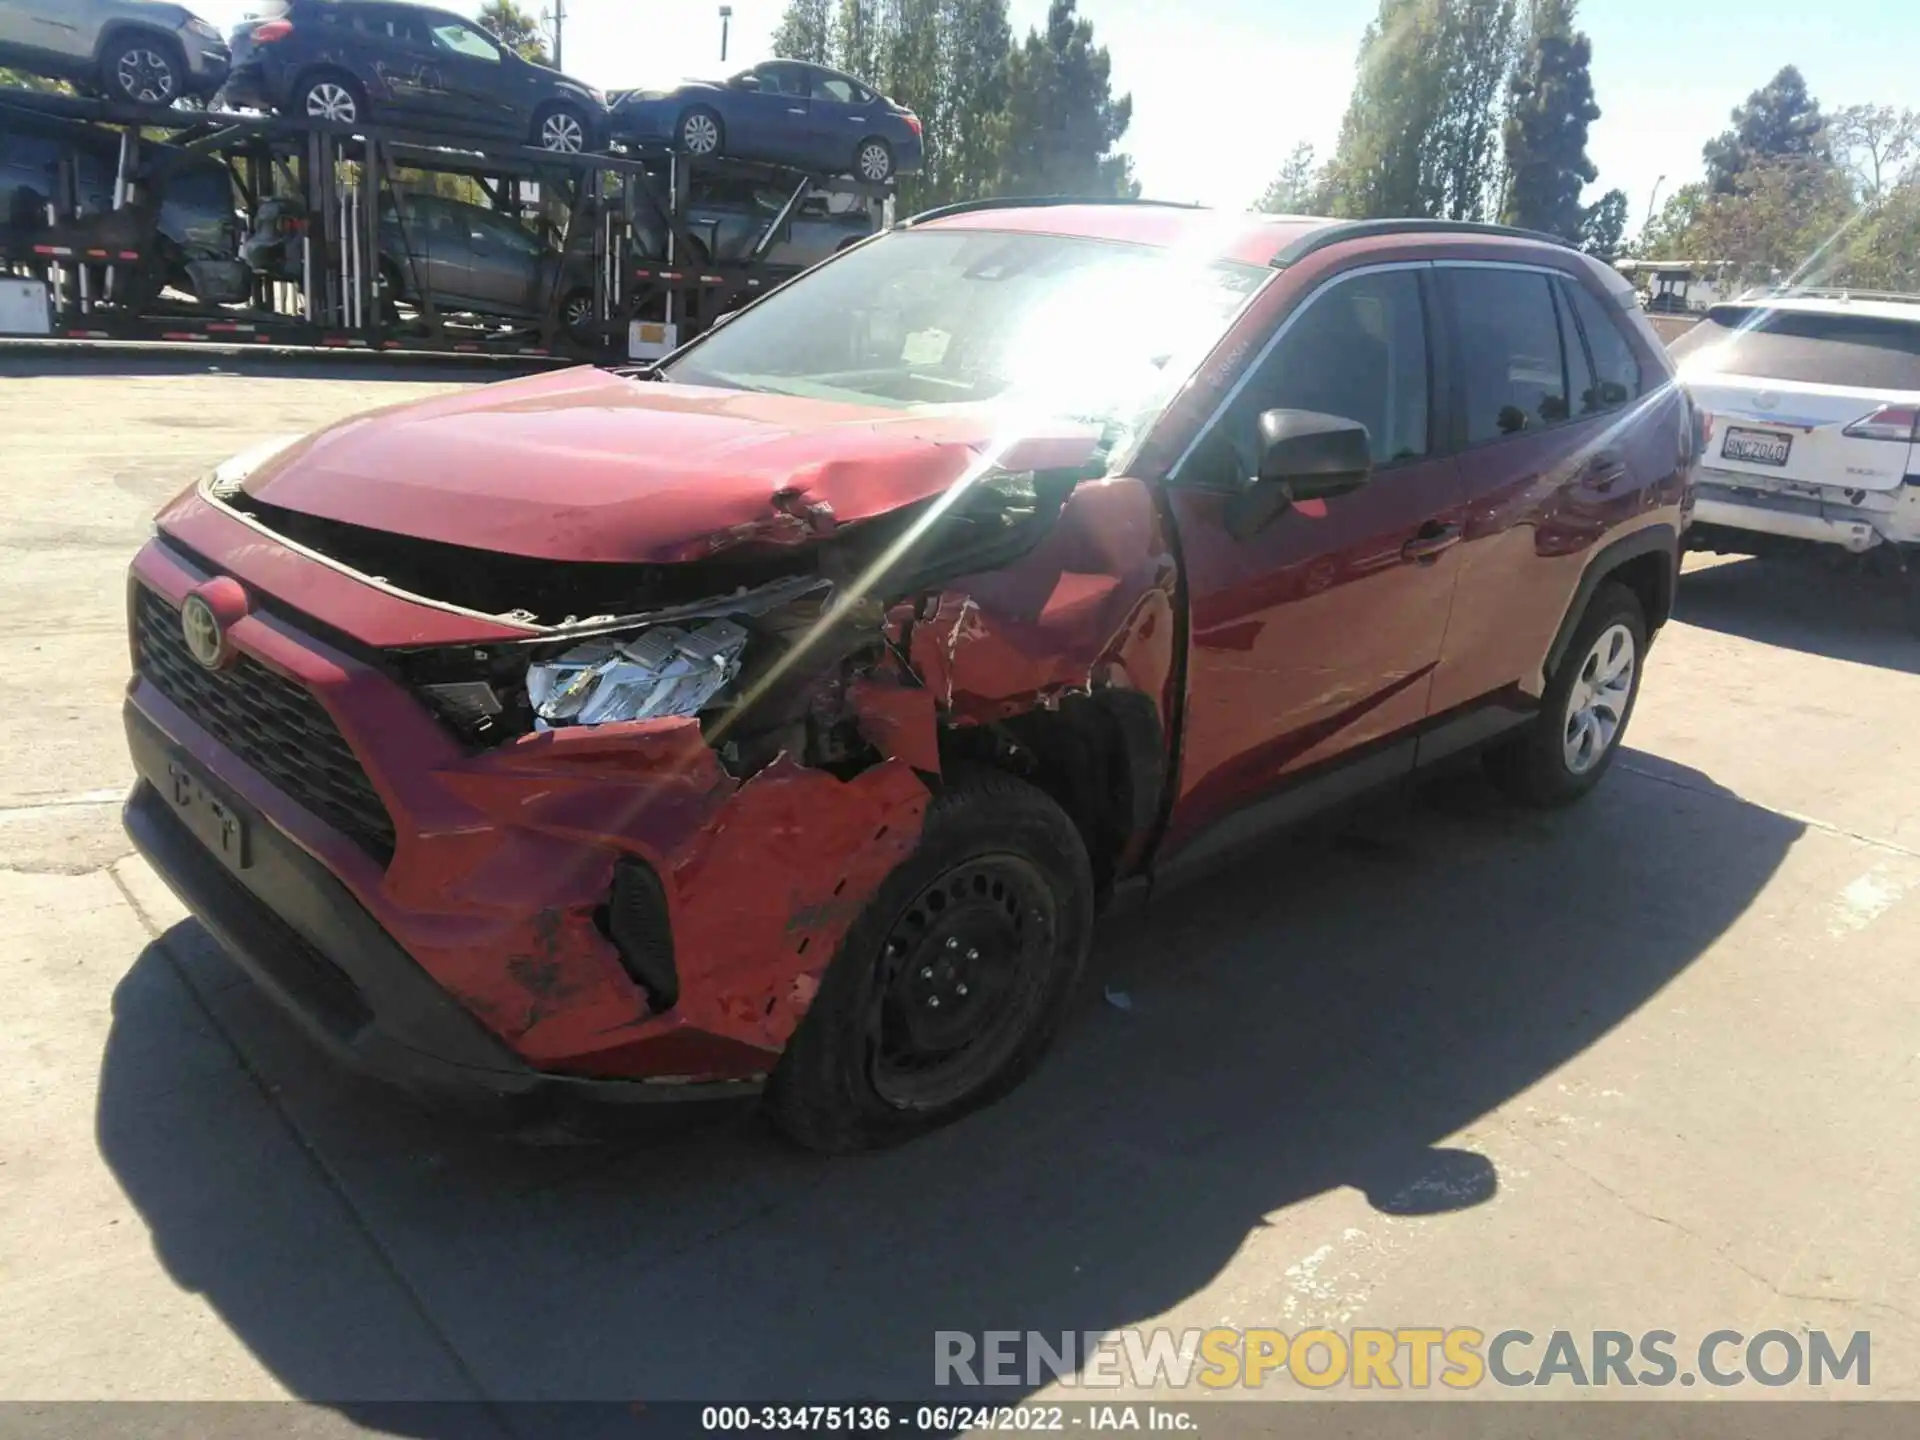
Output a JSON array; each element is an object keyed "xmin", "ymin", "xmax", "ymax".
[{"xmin": 0, "ymin": 88, "xmax": 893, "ymax": 361}]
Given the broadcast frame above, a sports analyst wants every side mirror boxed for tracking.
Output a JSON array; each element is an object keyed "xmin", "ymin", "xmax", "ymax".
[
  {"xmin": 1226, "ymin": 409, "xmax": 1372, "ymax": 540},
  {"xmin": 1256, "ymin": 409, "xmax": 1372, "ymax": 498},
  {"xmin": 733, "ymin": 74, "xmax": 761, "ymax": 91}
]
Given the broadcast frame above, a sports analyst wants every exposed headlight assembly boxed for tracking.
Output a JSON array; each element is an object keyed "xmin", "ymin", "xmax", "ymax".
[{"xmin": 527, "ymin": 619, "xmax": 750, "ymax": 729}]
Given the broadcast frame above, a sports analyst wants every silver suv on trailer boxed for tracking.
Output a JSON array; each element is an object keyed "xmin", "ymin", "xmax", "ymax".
[{"xmin": 0, "ymin": 0, "xmax": 231, "ymax": 105}]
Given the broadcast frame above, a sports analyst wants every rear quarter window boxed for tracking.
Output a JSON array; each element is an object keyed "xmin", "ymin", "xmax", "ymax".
[{"xmin": 1672, "ymin": 306, "xmax": 1920, "ymax": 390}]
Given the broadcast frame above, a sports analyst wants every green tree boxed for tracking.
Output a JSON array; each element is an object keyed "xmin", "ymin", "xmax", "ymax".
[
  {"xmin": 1830, "ymin": 103, "xmax": 1918, "ymax": 201},
  {"xmin": 1321, "ymin": 0, "xmax": 1452, "ymax": 217},
  {"xmin": 1578, "ymin": 187, "xmax": 1627, "ymax": 259},
  {"xmin": 1635, "ymin": 180, "xmax": 1706, "ymax": 258},
  {"xmin": 1429, "ymin": 0, "xmax": 1519, "ymax": 220},
  {"xmin": 996, "ymin": 0, "xmax": 1135, "ymax": 198},
  {"xmin": 1322, "ymin": 0, "xmax": 1516, "ymax": 221},
  {"xmin": 1703, "ymin": 65, "xmax": 1827, "ymax": 195},
  {"xmin": 1501, "ymin": 0, "xmax": 1598, "ymax": 240},
  {"xmin": 771, "ymin": 0, "xmax": 834, "ymax": 64},
  {"xmin": 1842, "ymin": 175, "xmax": 1920, "ymax": 290},
  {"xmin": 0, "ymin": 68, "xmax": 68, "ymax": 93},
  {"xmin": 1257, "ymin": 141, "xmax": 1322, "ymax": 214},
  {"xmin": 477, "ymin": 0, "xmax": 551, "ymax": 65},
  {"xmin": 1688, "ymin": 158, "xmax": 1855, "ymax": 288}
]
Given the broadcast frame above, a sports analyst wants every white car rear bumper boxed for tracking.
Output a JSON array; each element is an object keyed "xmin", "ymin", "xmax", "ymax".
[{"xmin": 1693, "ymin": 482, "xmax": 1893, "ymax": 553}]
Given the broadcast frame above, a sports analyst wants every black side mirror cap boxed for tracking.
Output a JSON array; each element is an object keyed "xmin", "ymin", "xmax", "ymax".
[
  {"xmin": 1224, "ymin": 409, "xmax": 1373, "ymax": 541},
  {"xmin": 1256, "ymin": 408, "xmax": 1373, "ymax": 500}
]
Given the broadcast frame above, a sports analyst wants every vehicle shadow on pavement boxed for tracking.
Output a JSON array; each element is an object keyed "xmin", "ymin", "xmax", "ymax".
[
  {"xmin": 1678, "ymin": 556, "xmax": 1919, "ymax": 674},
  {"xmin": 95, "ymin": 754, "xmax": 1799, "ymax": 1418}
]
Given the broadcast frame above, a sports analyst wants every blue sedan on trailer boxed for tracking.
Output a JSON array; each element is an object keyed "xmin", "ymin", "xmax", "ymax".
[{"xmin": 611, "ymin": 59, "xmax": 922, "ymax": 182}]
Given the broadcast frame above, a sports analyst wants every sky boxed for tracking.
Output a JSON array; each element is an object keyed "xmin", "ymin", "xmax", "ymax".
[{"xmin": 199, "ymin": 0, "xmax": 1915, "ymax": 229}]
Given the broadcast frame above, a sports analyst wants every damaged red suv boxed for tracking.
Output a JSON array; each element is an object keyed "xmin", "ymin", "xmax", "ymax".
[{"xmin": 124, "ymin": 202, "xmax": 1697, "ymax": 1150}]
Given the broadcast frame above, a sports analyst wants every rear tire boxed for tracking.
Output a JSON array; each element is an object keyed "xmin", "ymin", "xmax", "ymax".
[
  {"xmin": 854, "ymin": 137, "xmax": 893, "ymax": 182},
  {"xmin": 560, "ymin": 288, "xmax": 595, "ymax": 341},
  {"xmin": 295, "ymin": 70, "xmax": 365, "ymax": 125},
  {"xmin": 765, "ymin": 770, "xmax": 1094, "ymax": 1154},
  {"xmin": 1484, "ymin": 581, "xmax": 1648, "ymax": 807},
  {"xmin": 101, "ymin": 31, "xmax": 185, "ymax": 107}
]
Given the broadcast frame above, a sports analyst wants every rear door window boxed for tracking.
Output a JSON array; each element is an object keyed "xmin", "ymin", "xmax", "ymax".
[
  {"xmin": 1668, "ymin": 306, "xmax": 1920, "ymax": 391},
  {"xmin": 1444, "ymin": 267, "xmax": 1572, "ymax": 442},
  {"xmin": 1561, "ymin": 276, "xmax": 1643, "ymax": 411}
]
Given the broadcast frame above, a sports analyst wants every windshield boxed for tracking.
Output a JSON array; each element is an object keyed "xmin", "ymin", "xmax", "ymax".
[{"xmin": 661, "ymin": 229, "xmax": 1267, "ymax": 465}]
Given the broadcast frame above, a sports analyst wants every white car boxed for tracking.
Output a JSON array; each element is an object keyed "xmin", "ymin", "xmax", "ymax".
[{"xmin": 1672, "ymin": 291, "xmax": 1920, "ymax": 625}]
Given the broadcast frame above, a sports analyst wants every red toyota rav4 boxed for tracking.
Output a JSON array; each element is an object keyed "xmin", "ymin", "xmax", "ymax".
[{"xmin": 124, "ymin": 203, "xmax": 1697, "ymax": 1150}]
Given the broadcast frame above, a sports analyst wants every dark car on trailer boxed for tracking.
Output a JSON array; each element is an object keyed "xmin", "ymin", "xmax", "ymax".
[
  {"xmin": 633, "ymin": 175, "xmax": 876, "ymax": 268},
  {"xmin": 121, "ymin": 204, "xmax": 1697, "ymax": 1152},
  {"xmin": 612, "ymin": 58, "xmax": 922, "ymax": 182},
  {"xmin": 243, "ymin": 188, "xmax": 601, "ymax": 336},
  {"xmin": 0, "ymin": 0, "xmax": 231, "ymax": 104},
  {"xmin": 221, "ymin": 0, "xmax": 609, "ymax": 153},
  {"xmin": 0, "ymin": 103, "xmax": 248, "ymax": 302}
]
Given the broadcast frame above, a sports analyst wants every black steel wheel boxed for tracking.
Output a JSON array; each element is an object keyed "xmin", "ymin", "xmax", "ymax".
[
  {"xmin": 870, "ymin": 854, "xmax": 1059, "ymax": 1110},
  {"xmin": 766, "ymin": 770, "xmax": 1094, "ymax": 1152}
]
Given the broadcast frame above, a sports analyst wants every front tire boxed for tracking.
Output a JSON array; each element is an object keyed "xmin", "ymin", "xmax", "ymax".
[
  {"xmin": 678, "ymin": 107, "xmax": 724, "ymax": 157},
  {"xmin": 102, "ymin": 33, "xmax": 184, "ymax": 106},
  {"xmin": 766, "ymin": 771, "xmax": 1095, "ymax": 1153},
  {"xmin": 536, "ymin": 103, "xmax": 590, "ymax": 154},
  {"xmin": 1485, "ymin": 581, "xmax": 1648, "ymax": 807}
]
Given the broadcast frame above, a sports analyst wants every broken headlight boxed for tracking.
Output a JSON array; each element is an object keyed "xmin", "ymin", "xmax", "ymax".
[{"xmin": 526, "ymin": 618, "xmax": 750, "ymax": 729}]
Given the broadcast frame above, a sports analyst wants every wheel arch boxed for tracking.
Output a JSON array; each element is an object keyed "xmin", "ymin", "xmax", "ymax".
[
  {"xmin": 1543, "ymin": 523, "xmax": 1678, "ymax": 681},
  {"xmin": 936, "ymin": 690, "xmax": 1166, "ymax": 900},
  {"xmin": 94, "ymin": 20, "xmax": 185, "ymax": 66}
]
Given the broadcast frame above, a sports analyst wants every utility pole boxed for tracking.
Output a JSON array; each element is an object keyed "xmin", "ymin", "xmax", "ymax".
[
  {"xmin": 546, "ymin": 0, "xmax": 565, "ymax": 70},
  {"xmin": 719, "ymin": 5, "xmax": 731, "ymax": 62}
]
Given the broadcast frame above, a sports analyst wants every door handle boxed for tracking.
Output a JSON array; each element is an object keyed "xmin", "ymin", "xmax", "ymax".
[
  {"xmin": 1583, "ymin": 453, "xmax": 1628, "ymax": 492},
  {"xmin": 787, "ymin": 107, "xmax": 807, "ymax": 115},
  {"xmin": 1401, "ymin": 523, "xmax": 1462, "ymax": 564}
]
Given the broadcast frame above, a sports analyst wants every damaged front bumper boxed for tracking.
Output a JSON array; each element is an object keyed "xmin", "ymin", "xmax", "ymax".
[{"xmin": 123, "ymin": 526, "xmax": 933, "ymax": 1102}]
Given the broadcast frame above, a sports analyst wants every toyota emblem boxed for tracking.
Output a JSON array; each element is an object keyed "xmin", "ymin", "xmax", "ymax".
[{"xmin": 181, "ymin": 594, "xmax": 225, "ymax": 670}]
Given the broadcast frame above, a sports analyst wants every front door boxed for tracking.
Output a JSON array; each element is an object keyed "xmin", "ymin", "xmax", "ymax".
[
  {"xmin": 1157, "ymin": 263, "xmax": 1467, "ymax": 866},
  {"xmin": 460, "ymin": 205, "xmax": 544, "ymax": 315},
  {"xmin": 739, "ymin": 62, "xmax": 812, "ymax": 164},
  {"xmin": 424, "ymin": 16, "xmax": 516, "ymax": 135}
]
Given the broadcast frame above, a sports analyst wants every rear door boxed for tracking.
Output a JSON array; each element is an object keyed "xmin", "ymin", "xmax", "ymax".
[
  {"xmin": 1425, "ymin": 261, "xmax": 1655, "ymax": 724},
  {"xmin": 0, "ymin": 1, "xmax": 75, "ymax": 56},
  {"xmin": 1673, "ymin": 304, "xmax": 1920, "ymax": 498},
  {"xmin": 806, "ymin": 71, "xmax": 875, "ymax": 173}
]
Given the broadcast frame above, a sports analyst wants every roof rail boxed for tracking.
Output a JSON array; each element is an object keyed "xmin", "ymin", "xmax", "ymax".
[
  {"xmin": 898, "ymin": 195, "xmax": 1207, "ymax": 228},
  {"xmin": 1738, "ymin": 286, "xmax": 1920, "ymax": 307},
  {"xmin": 1270, "ymin": 217, "xmax": 1574, "ymax": 269}
]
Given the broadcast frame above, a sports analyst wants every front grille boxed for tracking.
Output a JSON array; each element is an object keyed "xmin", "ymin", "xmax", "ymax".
[{"xmin": 134, "ymin": 587, "xmax": 397, "ymax": 865}]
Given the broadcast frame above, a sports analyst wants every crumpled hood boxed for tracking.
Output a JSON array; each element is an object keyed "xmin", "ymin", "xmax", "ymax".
[{"xmin": 241, "ymin": 367, "xmax": 1098, "ymax": 564}]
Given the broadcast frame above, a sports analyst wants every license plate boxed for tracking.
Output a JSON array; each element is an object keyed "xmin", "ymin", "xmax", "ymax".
[
  {"xmin": 1722, "ymin": 426, "xmax": 1792, "ymax": 466},
  {"xmin": 166, "ymin": 759, "xmax": 251, "ymax": 871}
]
